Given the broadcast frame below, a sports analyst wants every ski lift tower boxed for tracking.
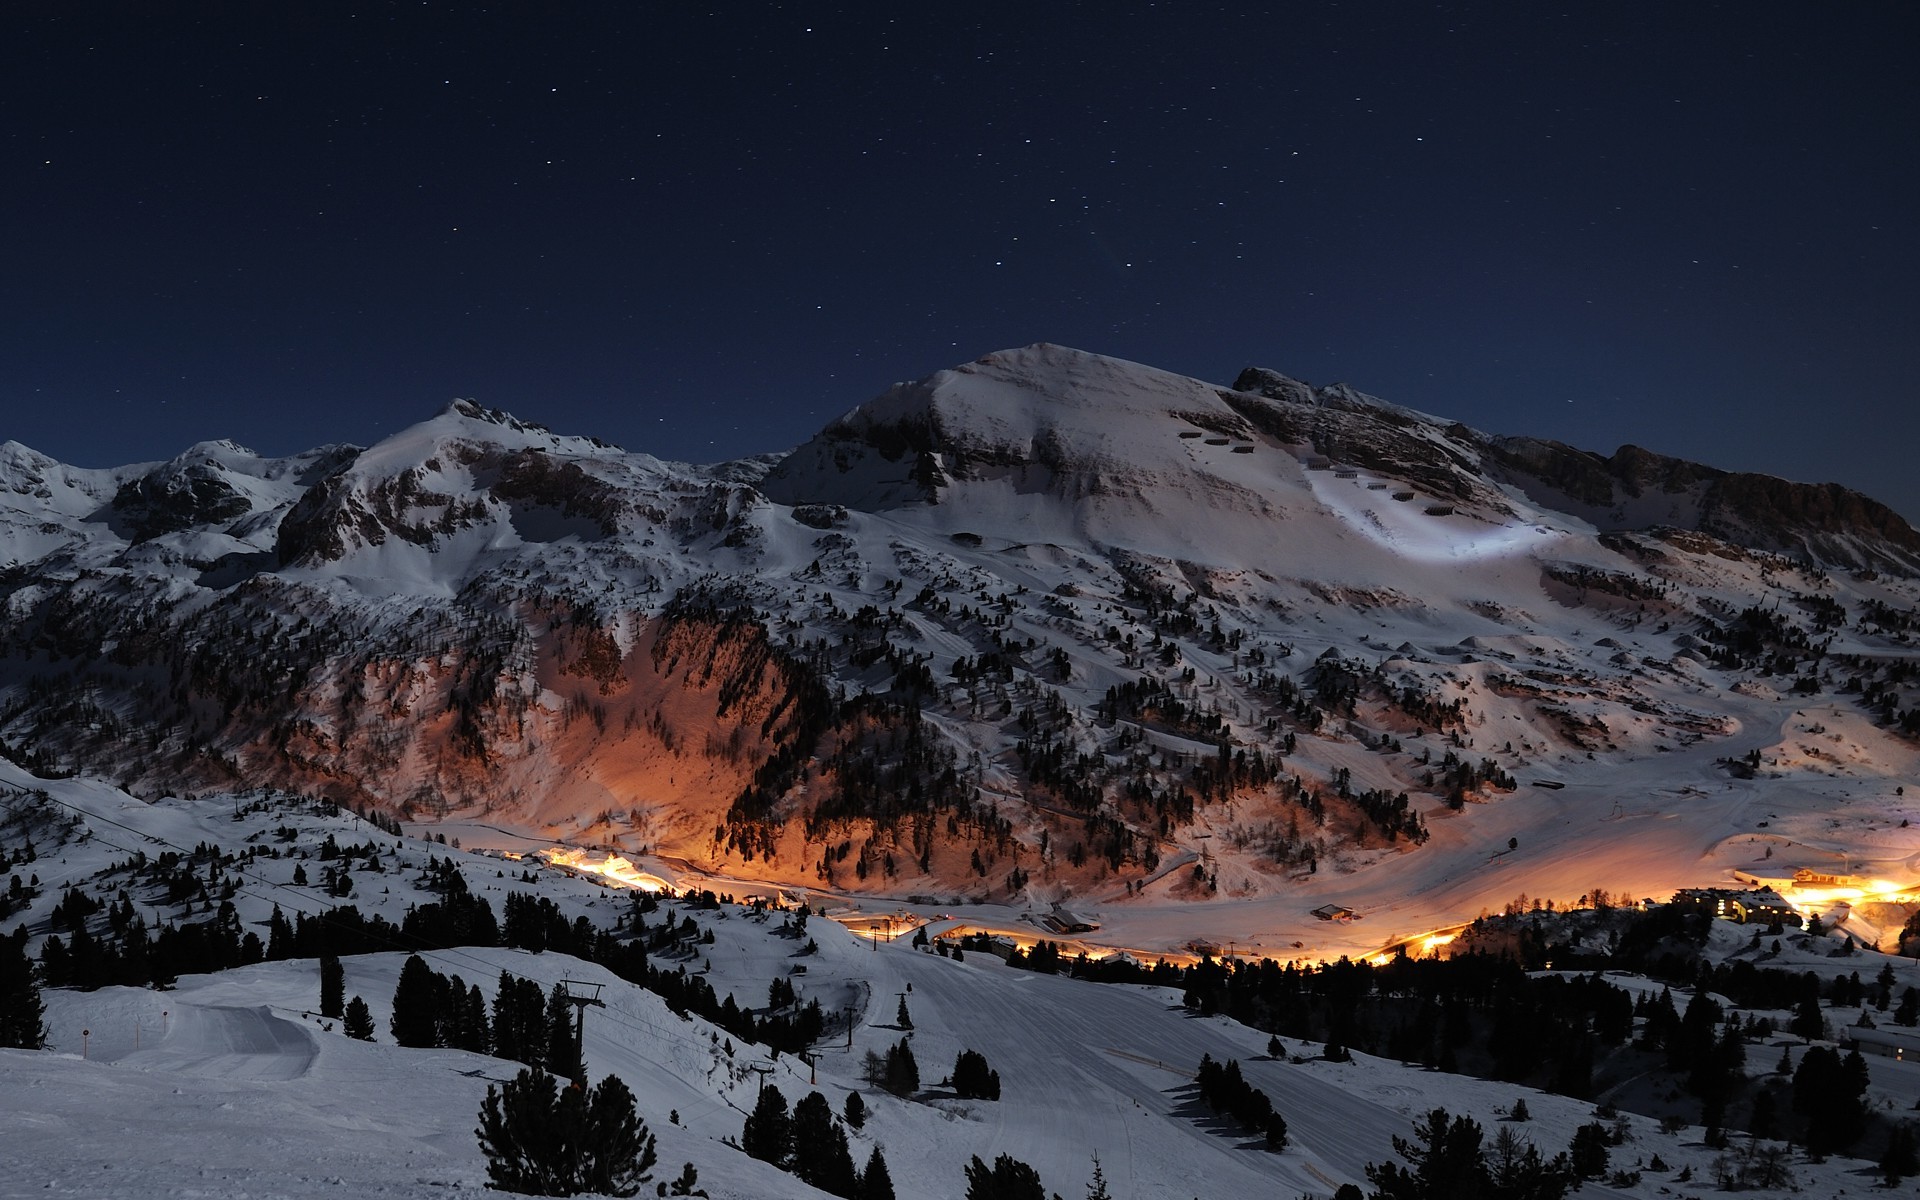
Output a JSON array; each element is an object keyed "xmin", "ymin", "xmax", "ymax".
[{"xmin": 558, "ymin": 979, "xmax": 606, "ymax": 1088}]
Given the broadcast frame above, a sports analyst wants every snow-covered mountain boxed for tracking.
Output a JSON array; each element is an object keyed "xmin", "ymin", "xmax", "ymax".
[{"xmin": 4, "ymin": 344, "xmax": 1919, "ymax": 963}]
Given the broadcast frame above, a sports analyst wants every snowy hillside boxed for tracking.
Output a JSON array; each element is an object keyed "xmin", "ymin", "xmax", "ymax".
[{"xmin": 4, "ymin": 765, "xmax": 1917, "ymax": 1198}]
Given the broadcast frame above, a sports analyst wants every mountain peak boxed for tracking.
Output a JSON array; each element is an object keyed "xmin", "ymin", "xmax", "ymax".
[{"xmin": 438, "ymin": 396, "xmax": 546, "ymax": 433}]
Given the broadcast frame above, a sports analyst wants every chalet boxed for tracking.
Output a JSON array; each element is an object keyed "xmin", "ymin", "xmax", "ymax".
[
  {"xmin": 1311, "ymin": 904, "xmax": 1358, "ymax": 922},
  {"xmin": 1671, "ymin": 887, "xmax": 1802, "ymax": 927},
  {"xmin": 1041, "ymin": 905, "xmax": 1098, "ymax": 934}
]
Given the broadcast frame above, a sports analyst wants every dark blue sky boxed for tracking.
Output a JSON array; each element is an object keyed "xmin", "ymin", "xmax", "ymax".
[{"xmin": 6, "ymin": 3, "xmax": 1918, "ymax": 519}]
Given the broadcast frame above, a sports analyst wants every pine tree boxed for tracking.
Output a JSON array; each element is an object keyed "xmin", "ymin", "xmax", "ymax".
[
  {"xmin": 477, "ymin": 1067, "xmax": 569, "ymax": 1195},
  {"xmin": 1485, "ymin": 1124, "xmax": 1574, "ymax": 1200},
  {"xmin": 895, "ymin": 994, "xmax": 912, "ymax": 1030},
  {"xmin": 492, "ymin": 971, "xmax": 547, "ymax": 1067},
  {"xmin": 546, "ymin": 983, "xmax": 582, "ymax": 1083},
  {"xmin": 886, "ymin": 1038, "xmax": 919, "ymax": 1095},
  {"xmin": 1366, "ymin": 1108, "xmax": 1489, "ymax": 1199},
  {"xmin": 0, "ymin": 929, "xmax": 46, "ymax": 1049},
  {"xmin": 342, "ymin": 995, "xmax": 374, "ymax": 1040},
  {"xmin": 579, "ymin": 1074, "xmax": 657, "ymax": 1197},
  {"xmin": 390, "ymin": 954, "xmax": 440, "ymax": 1047},
  {"xmin": 319, "ymin": 953, "xmax": 344, "ymax": 1019},
  {"xmin": 1568, "ymin": 1122, "xmax": 1609, "ymax": 1179},
  {"xmin": 267, "ymin": 905, "xmax": 295, "ymax": 960},
  {"xmin": 858, "ymin": 1145, "xmax": 895, "ymax": 1200},
  {"xmin": 843, "ymin": 1089, "xmax": 866, "ymax": 1130},
  {"xmin": 451, "ymin": 980, "xmax": 490, "ymax": 1052},
  {"xmin": 790, "ymin": 1090, "xmax": 858, "ymax": 1196},
  {"xmin": 475, "ymin": 1066, "xmax": 655, "ymax": 1197},
  {"xmin": 1084, "ymin": 1153, "xmax": 1112, "ymax": 1200},
  {"xmin": 741, "ymin": 1082, "xmax": 791, "ymax": 1167},
  {"xmin": 1788, "ymin": 980, "xmax": 1825, "ymax": 1040}
]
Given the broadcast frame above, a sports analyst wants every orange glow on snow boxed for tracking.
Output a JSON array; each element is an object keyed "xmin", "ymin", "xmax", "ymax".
[
  {"xmin": 828, "ymin": 911, "xmax": 923, "ymax": 941},
  {"xmin": 538, "ymin": 847, "xmax": 670, "ymax": 892},
  {"xmin": 1786, "ymin": 877, "xmax": 1920, "ymax": 913}
]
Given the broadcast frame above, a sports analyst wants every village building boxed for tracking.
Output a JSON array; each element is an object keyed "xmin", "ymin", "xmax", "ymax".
[{"xmin": 1670, "ymin": 887, "xmax": 1802, "ymax": 926}]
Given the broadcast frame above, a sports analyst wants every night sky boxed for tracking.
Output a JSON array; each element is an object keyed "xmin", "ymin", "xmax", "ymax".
[{"xmin": 6, "ymin": 4, "xmax": 1918, "ymax": 519}]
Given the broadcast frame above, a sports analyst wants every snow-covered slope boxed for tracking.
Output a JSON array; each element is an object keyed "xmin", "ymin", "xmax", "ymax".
[{"xmin": 3, "ymin": 768, "xmax": 1914, "ymax": 1199}]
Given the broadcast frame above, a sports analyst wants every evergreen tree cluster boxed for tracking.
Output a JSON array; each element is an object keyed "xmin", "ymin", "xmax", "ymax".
[
  {"xmin": 1791, "ymin": 1043, "xmax": 1871, "ymax": 1157},
  {"xmin": 476, "ymin": 1067, "xmax": 656, "ymax": 1197},
  {"xmin": 962, "ymin": 1152, "xmax": 1048, "ymax": 1200},
  {"xmin": 861, "ymin": 1037, "xmax": 919, "ymax": 1096},
  {"xmin": 1365, "ymin": 1107, "xmax": 1574, "ymax": 1200},
  {"xmin": 401, "ymin": 859, "xmax": 499, "ymax": 946},
  {"xmin": 493, "ymin": 891, "xmax": 826, "ymax": 1056},
  {"xmin": 385, "ymin": 954, "xmax": 582, "ymax": 1077},
  {"xmin": 502, "ymin": 891, "xmax": 599, "ymax": 955},
  {"xmin": 950, "ymin": 1048, "xmax": 1001, "ymax": 1100},
  {"xmin": 1003, "ymin": 938, "xmax": 1064, "ymax": 974},
  {"xmin": 0, "ymin": 925, "xmax": 46, "ymax": 1049},
  {"xmin": 33, "ymin": 878, "xmax": 517, "ymax": 996},
  {"xmin": 740, "ymin": 1083, "xmax": 892, "ymax": 1199},
  {"xmin": 1193, "ymin": 1054, "xmax": 1286, "ymax": 1150},
  {"xmin": 388, "ymin": 953, "xmax": 493, "ymax": 1053}
]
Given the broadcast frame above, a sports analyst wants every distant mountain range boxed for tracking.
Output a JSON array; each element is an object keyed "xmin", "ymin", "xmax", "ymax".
[{"xmin": 4, "ymin": 344, "xmax": 1918, "ymax": 950}]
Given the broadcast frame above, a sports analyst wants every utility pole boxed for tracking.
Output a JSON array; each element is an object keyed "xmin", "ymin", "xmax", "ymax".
[{"xmin": 558, "ymin": 980, "xmax": 605, "ymax": 1088}]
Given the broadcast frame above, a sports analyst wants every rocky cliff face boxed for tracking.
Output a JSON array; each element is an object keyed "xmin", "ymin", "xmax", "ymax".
[{"xmin": 1480, "ymin": 435, "xmax": 1920, "ymax": 573}]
